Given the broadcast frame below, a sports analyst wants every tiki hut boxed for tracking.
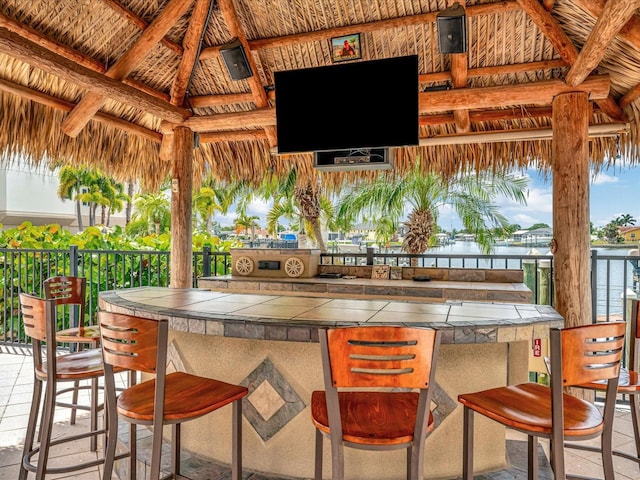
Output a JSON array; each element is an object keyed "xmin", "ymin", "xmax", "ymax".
[{"xmin": 0, "ymin": 0, "xmax": 638, "ymax": 326}]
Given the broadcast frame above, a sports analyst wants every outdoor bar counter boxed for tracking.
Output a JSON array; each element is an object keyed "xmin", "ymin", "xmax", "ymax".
[{"xmin": 99, "ymin": 286, "xmax": 563, "ymax": 479}]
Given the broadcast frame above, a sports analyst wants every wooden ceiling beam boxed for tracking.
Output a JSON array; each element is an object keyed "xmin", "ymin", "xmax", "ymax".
[
  {"xmin": 516, "ymin": 0, "xmax": 626, "ymax": 121},
  {"xmin": 450, "ymin": 53, "xmax": 470, "ymax": 132},
  {"xmin": 243, "ymin": 1, "xmax": 522, "ymax": 51},
  {"xmin": 199, "ymin": 129, "xmax": 268, "ymax": 143},
  {"xmin": 566, "ymin": 0, "xmax": 640, "ymax": 87},
  {"xmin": 573, "ymin": 0, "xmax": 640, "ymax": 47},
  {"xmin": 418, "ymin": 75, "xmax": 610, "ymax": 113},
  {"xmin": 0, "ymin": 27, "xmax": 188, "ymax": 123},
  {"xmin": 185, "ymin": 107, "xmax": 276, "ymax": 132},
  {"xmin": 0, "ymin": 12, "xmax": 169, "ymax": 102},
  {"xmin": 187, "ymin": 92, "xmax": 255, "ymax": 108},
  {"xmin": 0, "ymin": 76, "xmax": 161, "ymax": 143},
  {"xmin": 61, "ymin": 0, "xmax": 195, "ymax": 138},
  {"xmin": 101, "ymin": 0, "xmax": 184, "ymax": 55},
  {"xmin": 218, "ymin": 0, "xmax": 277, "ymax": 147},
  {"xmin": 170, "ymin": 0, "xmax": 211, "ymax": 106},
  {"xmin": 419, "ymin": 106, "xmax": 557, "ymax": 125},
  {"xmin": 621, "ymin": 83, "xmax": 640, "ymax": 109},
  {"xmin": 185, "ymin": 76, "xmax": 610, "ymax": 134}
]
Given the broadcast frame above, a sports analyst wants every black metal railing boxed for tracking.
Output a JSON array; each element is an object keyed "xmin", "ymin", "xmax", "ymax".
[{"xmin": 2, "ymin": 246, "xmax": 639, "ymax": 347}]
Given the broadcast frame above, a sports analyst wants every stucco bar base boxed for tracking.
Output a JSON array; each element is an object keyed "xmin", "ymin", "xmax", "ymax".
[{"xmin": 167, "ymin": 330, "xmax": 526, "ymax": 479}]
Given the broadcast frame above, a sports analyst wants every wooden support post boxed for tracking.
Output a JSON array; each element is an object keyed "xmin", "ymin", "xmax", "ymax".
[
  {"xmin": 170, "ymin": 127, "xmax": 194, "ymax": 288},
  {"xmin": 552, "ymin": 92, "xmax": 591, "ymax": 328}
]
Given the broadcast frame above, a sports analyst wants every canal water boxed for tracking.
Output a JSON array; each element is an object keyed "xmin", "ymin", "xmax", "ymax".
[{"xmin": 425, "ymin": 241, "xmax": 639, "ymax": 317}]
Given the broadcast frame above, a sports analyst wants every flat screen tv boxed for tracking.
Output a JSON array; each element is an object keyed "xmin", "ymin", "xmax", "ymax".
[{"xmin": 274, "ymin": 55, "xmax": 419, "ymax": 154}]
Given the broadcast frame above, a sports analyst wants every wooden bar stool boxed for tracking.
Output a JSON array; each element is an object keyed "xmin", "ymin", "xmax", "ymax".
[
  {"xmin": 18, "ymin": 293, "xmax": 110, "ymax": 480},
  {"xmin": 43, "ymin": 275, "xmax": 102, "ymax": 450},
  {"xmin": 458, "ymin": 322, "xmax": 626, "ymax": 480},
  {"xmin": 566, "ymin": 302, "xmax": 640, "ymax": 468},
  {"xmin": 310, "ymin": 325, "xmax": 442, "ymax": 480},
  {"xmin": 98, "ymin": 310, "xmax": 249, "ymax": 480}
]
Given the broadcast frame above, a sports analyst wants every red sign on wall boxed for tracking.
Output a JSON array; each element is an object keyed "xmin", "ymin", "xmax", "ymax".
[{"xmin": 533, "ymin": 338, "xmax": 542, "ymax": 357}]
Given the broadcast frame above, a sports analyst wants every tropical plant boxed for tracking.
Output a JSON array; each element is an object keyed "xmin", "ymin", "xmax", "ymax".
[
  {"xmin": 128, "ymin": 191, "xmax": 171, "ymax": 235},
  {"xmin": 615, "ymin": 214, "xmax": 636, "ymax": 226},
  {"xmin": 57, "ymin": 166, "xmax": 94, "ymax": 231},
  {"xmin": 234, "ymin": 213, "xmax": 260, "ymax": 241},
  {"xmin": 260, "ymin": 169, "xmax": 334, "ymax": 252},
  {"xmin": 337, "ymin": 164, "xmax": 529, "ymax": 255}
]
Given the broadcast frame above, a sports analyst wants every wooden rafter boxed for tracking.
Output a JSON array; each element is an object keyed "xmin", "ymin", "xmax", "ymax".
[
  {"xmin": 61, "ymin": 0, "xmax": 195, "ymax": 138},
  {"xmin": 0, "ymin": 27, "xmax": 188, "ymax": 123},
  {"xmin": 0, "ymin": 76, "xmax": 161, "ymax": 143},
  {"xmin": 573, "ymin": 0, "xmax": 640, "ymax": 47},
  {"xmin": 218, "ymin": 0, "xmax": 277, "ymax": 147},
  {"xmin": 516, "ymin": 0, "xmax": 626, "ymax": 121},
  {"xmin": 101, "ymin": 0, "xmax": 184, "ymax": 55},
  {"xmin": 566, "ymin": 0, "xmax": 640, "ymax": 87},
  {"xmin": 0, "ymin": 12, "xmax": 169, "ymax": 102},
  {"xmin": 170, "ymin": 0, "xmax": 211, "ymax": 106},
  {"xmin": 450, "ymin": 53, "xmax": 470, "ymax": 132},
  {"xmin": 188, "ymin": 92, "xmax": 254, "ymax": 108},
  {"xmin": 241, "ymin": 1, "xmax": 522, "ymax": 51}
]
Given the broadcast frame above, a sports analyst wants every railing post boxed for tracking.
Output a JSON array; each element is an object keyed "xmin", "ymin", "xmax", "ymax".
[
  {"xmin": 69, "ymin": 245, "xmax": 79, "ymax": 331},
  {"xmin": 203, "ymin": 246, "xmax": 211, "ymax": 277},
  {"xmin": 591, "ymin": 249, "xmax": 598, "ymax": 323},
  {"xmin": 366, "ymin": 247, "xmax": 374, "ymax": 265},
  {"xmin": 69, "ymin": 245, "xmax": 79, "ymax": 277}
]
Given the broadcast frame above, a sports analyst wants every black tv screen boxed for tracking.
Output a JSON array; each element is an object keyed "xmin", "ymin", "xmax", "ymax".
[{"xmin": 274, "ymin": 55, "xmax": 419, "ymax": 154}]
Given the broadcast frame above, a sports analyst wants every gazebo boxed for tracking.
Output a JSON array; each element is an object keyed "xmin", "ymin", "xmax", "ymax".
[{"xmin": 0, "ymin": 0, "xmax": 639, "ymax": 329}]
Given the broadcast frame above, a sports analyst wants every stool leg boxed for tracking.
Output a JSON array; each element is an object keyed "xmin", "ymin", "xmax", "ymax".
[
  {"xmin": 527, "ymin": 435, "xmax": 538, "ymax": 480},
  {"xmin": 314, "ymin": 428, "xmax": 323, "ymax": 480},
  {"xmin": 89, "ymin": 377, "xmax": 99, "ymax": 451},
  {"xmin": 462, "ymin": 406, "xmax": 474, "ymax": 480},
  {"xmin": 231, "ymin": 400, "xmax": 242, "ymax": 480},
  {"xmin": 70, "ymin": 379, "xmax": 80, "ymax": 424},
  {"xmin": 630, "ymin": 392, "xmax": 640, "ymax": 469},
  {"xmin": 36, "ymin": 378, "xmax": 57, "ymax": 480},
  {"xmin": 601, "ymin": 412, "xmax": 615, "ymax": 480},
  {"xmin": 19, "ymin": 378, "xmax": 42, "ymax": 480}
]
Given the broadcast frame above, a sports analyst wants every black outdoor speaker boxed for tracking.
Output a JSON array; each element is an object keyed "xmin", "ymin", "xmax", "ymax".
[
  {"xmin": 220, "ymin": 38, "xmax": 253, "ymax": 81},
  {"xmin": 437, "ymin": 3, "xmax": 467, "ymax": 54}
]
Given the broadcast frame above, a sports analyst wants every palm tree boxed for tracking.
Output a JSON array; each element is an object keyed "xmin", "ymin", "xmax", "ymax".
[
  {"xmin": 57, "ymin": 166, "xmax": 93, "ymax": 231},
  {"xmin": 337, "ymin": 164, "xmax": 529, "ymax": 255},
  {"xmin": 193, "ymin": 178, "xmax": 247, "ymax": 234},
  {"xmin": 259, "ymin": 169, "xmax": 334, "ymax": 253},
  {"xmin": 234, "ymin": 213, "xmax": 260, "ymax": 241},
  {"xmin": 193, "ymin": 187, "xmax": 222, "ymax": 233},
  {"xmin": 130, "ymin": 192, "xmax": 171, "ymax": 235},
  {"xmin": 616, "ymin": 214, "xmax": 636, "ymax": 226}
]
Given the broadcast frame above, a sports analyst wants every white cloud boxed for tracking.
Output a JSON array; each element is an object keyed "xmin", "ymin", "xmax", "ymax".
[{"xmin": 591, "ymin": 171, "xmax": 619, "ymax": 185}]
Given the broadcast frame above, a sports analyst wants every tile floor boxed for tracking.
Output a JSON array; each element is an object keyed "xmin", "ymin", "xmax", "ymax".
[{"xmin": 1, "ymin": 346, "xmax": 639, "ymax": 480}]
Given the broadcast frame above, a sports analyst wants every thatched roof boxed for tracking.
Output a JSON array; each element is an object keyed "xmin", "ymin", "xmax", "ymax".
[{"xmin": 0, "ymin": 0, "xmax": 638, "ymax": 190}]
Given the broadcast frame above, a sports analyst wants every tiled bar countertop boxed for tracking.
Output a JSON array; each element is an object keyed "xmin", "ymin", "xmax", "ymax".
[
  {"xmin": 98, "ymin": 286, "xmax": 565, "ymax": 479},
  {"xmin": 98, "ymin": 286, "xmax": 563, "ymax": 344}
]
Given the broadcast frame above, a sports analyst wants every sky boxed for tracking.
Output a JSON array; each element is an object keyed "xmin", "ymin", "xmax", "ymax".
[
  {"xmin": 223, "ymin": 164, "xmax": 640, "ymax": 232},
  {"xmin": 481, "ymin": 164, "xmax": 640, "ymax": 231}
]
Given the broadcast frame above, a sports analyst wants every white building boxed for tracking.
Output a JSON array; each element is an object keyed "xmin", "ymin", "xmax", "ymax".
[{"xmin": 0, "ymin": 162, "xmax": 127, "ymax": 233}]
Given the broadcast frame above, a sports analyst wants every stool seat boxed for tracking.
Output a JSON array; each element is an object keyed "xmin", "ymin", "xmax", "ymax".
[
  {"xmin": 99, "ymin": 311, "xmax": 248, "ymax": 480},
  {"xmin": 311, "ymin": 325, "xmax": 441, "ymax": 480},
  {"xmin": 117, "ymin": 371, "xmax": 247, "ymax": 422},
  {"xmin": 458, "ymin": 322, "xmax": 626, "ymax": 480},
  {"xmin": 458, "ymin": 382, "xmax": 604, "ymax": 437},
  {"xmin": 18, "ymin": 293, "xmax": 114, "ymax": 480},
  {"xmin": 55, "ymin": 324, "xmax": 101, "ymax": 345}
]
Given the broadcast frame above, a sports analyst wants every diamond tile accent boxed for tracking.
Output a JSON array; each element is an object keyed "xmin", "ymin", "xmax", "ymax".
[
  {"xmin": 241, "ymin": 358, "xmax": 306, "ymax": 442},
  {"xmin": 248, "ymin": 380, "xmax": 286, "ymax": 421}
]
